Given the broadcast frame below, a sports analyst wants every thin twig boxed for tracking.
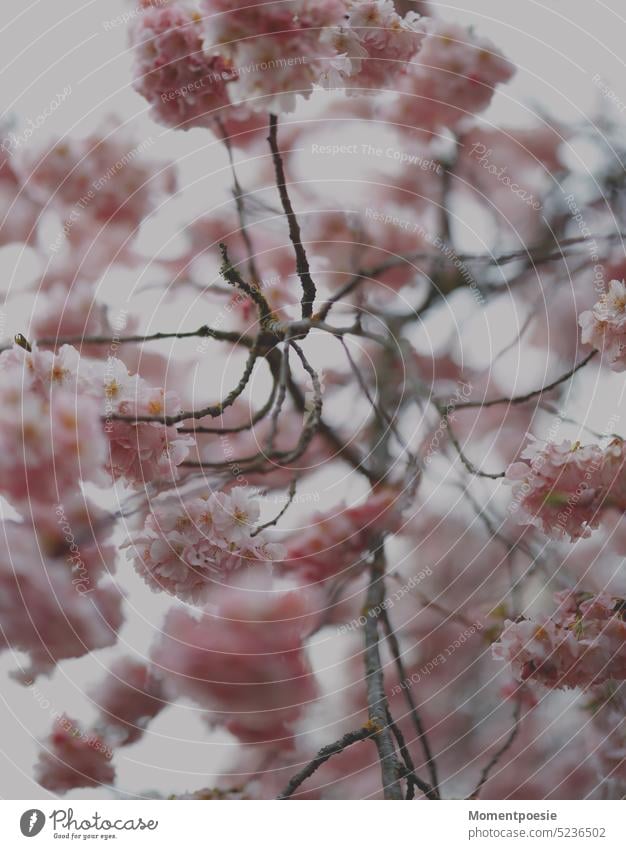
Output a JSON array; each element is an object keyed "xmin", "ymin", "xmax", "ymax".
[
  {"xmin": 112, "ymin": 338, "xmax": 261, "ymax": 425},
  {"xmin": 445, "ymin": 351, "xmax": 597, "ymax": 411},
  {"xmin": 251, "ymin": 476, "xmax": 298, "ymax": 537},
  {"xmin": 364, "ymin": 542, "xmax": 404, "ymax": 799},
  {"xmin": 277, "ymin": 726, "xmax": 375, "ymax": 799},
  {"xmin": 179, "ymin": 373, "xmax": 278, "ymax": 435},
  {"xmin": 340, "ymin": 337, "xmax": 416, "ymax": 467},
  {"xmin": 385, "ymin": 708, "xmax": 437, "ymax": 799},
  {"xmin": 219, "ymin": 242, "xmax": 275, "ymax": 331},
  {"xmin": 433, "ymin": 401, "xmax": 506, "ymax": 480},
  {"xmin": 268, "ymin": 114, "xmax": 316, "ymax": 319},
  {"xmin": 215, "ymin": 116, "xmax": 261, "ymax": 286},
  {"xmin": 469, "ymin": 700, "xmax": 523, "ymax": 800},
  {"xmin": 382, "ymin": 609, "xmax": 440, "ymax": 796},
  {"xmin": 34, "ymin": 326, "xmax": 253, "ymax": 349}
]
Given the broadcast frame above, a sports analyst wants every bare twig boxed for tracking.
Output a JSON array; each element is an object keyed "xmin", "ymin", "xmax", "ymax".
[
  {"xmin": 469, "ymin": 700, "xmax": 523, "ymax": 800},
  {"xmin": 112, "ymin": 338, "xmax": 262, "ymax": 425},
  {"xmin": 277, "ymin": 726, "xmax": 375, "ymax": 799},
  {"xmin": 364, "ymin": 542, "xmax": 404, "ymax": 799},
  {"xmin": 268, "ymin": 114, "xmax": 316, "ymax": 319},
  {"xmin": 445, "ymin": 351, "xmax": 597, "ymax": 411},
  {"xmin": 215, "ymin": 116, "xmax": 261, "ymax": 286},
  {"xmin": 219, "ymin": 242, "xmax": 275, "ymax": 331},
  {"xmin": 179, "ymin": 372, "xmax": 278, "ymax": 435},
  {"xmin": 382, "ymin": 609, "xmax": 440, "ymax": 796},
  {"xmin": 385, "ymin": 707, "xmax": 437, "ymax": 800},
  {"xmin": 35, "ymin": 326, "xmax": 253, "ymax": 349},
  {"xmin": 251, "ymin": 476, "xmax": 298, "ymax": 537},
  {"xmin": 432, "ymin": 401, "xmax": 506, "ymax": 480}
]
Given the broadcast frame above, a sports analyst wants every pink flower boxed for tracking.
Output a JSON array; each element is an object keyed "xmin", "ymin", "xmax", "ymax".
[
  {"xmin": 35, "ymin": 715, "xmax": 114, "ymax": 793},
  {"xmin": 325, "ymin": 1, "xmax": 425, "ymax": 92},
  {"xmin": 0, "ymin": 521, "xmax": 124, "ymax": 680},
  {"xmin": 211, "ymin": 486, "xmax": 261, "ymax": 544},
  {"xmin": 131, "ymin": 3, "xmax": 238, "ymax": 129},
  {"xmin": 14, "ymin": 123, "xmax": 174, "ymax": 230},
  {"xmin": 382, "ymin": 19, "xmax": 514, "ymax": 135},
  {"xmin": 80, "ymin": 355, "xmax": 195, "ymax": 486},
  {"xmin": 600, "ymin": 437, "xmax": 626, "ymax": 511},
  {"xmin": 0, "ymin": 348, "xmax": 108, "ymax": 510},
  {"xmin": 0, "ymin": 342, "xmax": 81, "ymax": 394},
  {"xmin": 124, "ymin": 488, "xmax": 284, "ymax": 603},
  {"xmin": 281, "ymin": 489, "xmax": 403, "ymax": 583},
  {"xmin": 493, "ymin": 592, "xmax": 626, "ymax": 690},
  {"xmin": 151, "ymin": 579, "xmax": 320, "ymax": 746},
  {"xmin": 0, "ymin": 342, "xmax": 192, "ymax": 493},
  {"xmin": 506, "ymin": 437, "xmax": 605, "ymax": 540},
  {"xmin": 200, "ymin": 0, "xmax": 349, "ymax": 113},
  {"xmin": 579, "ymin": 279, "xmax": 626, "ymax": 371},
  {"xmin": 89, "ymin": 657, "xmax": 166, "ymax": 746}
]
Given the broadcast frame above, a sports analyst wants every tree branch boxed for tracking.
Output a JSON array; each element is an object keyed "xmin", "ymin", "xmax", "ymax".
[
  {"xmin": 382, "ymin": 609, "xmax": 440, "ymax": 796},
  {"xmin": 268, "ymin": 113, "xmax": 316, "ymax": 319},
  {"xmin": 446, "ymin": 351, "xmax": 597, "ymax": 411},
  {"xmin": 277, "ymin": 726, "xmax": 375, "ymax": 799},
  {"xmin": 364, "ymin": 542, "xmax": 404, "ymax": 800}
]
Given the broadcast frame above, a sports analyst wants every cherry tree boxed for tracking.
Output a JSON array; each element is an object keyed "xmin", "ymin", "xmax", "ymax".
[{"xmin": 1, "ymin": 0, "xmax": 625, "ymax": 800}]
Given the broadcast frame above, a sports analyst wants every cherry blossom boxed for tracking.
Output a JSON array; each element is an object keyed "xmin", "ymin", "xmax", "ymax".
[
  {"xmin": 493, "ymin": 592, "xmax": 626, "ymax": 690},
  {"xmin": 0, "ymin": 521, "xmax": 124, "ymax": 680},
  {"xmin": 0, "ymin": 342, "xmax": 193, "ymax": 491},
  {"xmin": 80, "ymin": 354, "xmax": 195, "ymax": 486},
  {"xmin": 579, "ymin": 279, "xmax": 626, "ymax": 371},
  {"xmin": 35, "ymin": 715, "xmax": 115, "ymax": 793},
  {"xmin": 505, "ymin": 437, "xmax": 605, "ymax": 541},
  {"xmin": 382, "ymin": 19, "xmax": 514, "ymax": 135},
  {"xmin": 200, "ymin": 0, "xmax": 349, "ymax": 113},
  {"xmin": 131, "ymin": 3, "xmax": 233, "ymax": 130},
  {"xmin": 0, "ymin": 346, "xmax": 107, "ymax": 509},
  {"xmin": 281, "ymin": 489, "xmax": 403, "ymax": 583},
  {"xmin": 1, "ymin": 0, "xmax": 622, "ymax": 805},
  {"xmin": 89, "ymin": 657, "xmax": 166, "ymax": 745},
  {"xmin": 327, "ymin": 1, "xmax": 425, "ymax": 93},
  {"xmin": 151, "ymin": 579, "xmax": 320, "ymax": 746},
  {"xmin": 14, "ymin": 123, "xmax": 175, "ymax": 230},
  {"xmin": 124, "ymin": 488, "xmax": 284, "ymax": 603}
]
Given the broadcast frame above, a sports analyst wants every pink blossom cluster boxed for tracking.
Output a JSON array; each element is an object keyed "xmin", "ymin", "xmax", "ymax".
[
  {"xmin": 132, "ymin": 1, "xmax": 431, "ymax": 122},
  {"xmin": 124, "ymin": 487, "xmax": 284, "ymax": 602},
  {"xmin": 5, "ymin": 0, "xmax": 619, "ymax": 804},
  {"xmin": 131, "ymin": 3, "xmax": 242, "ymax": 131},
  {"xmin": 579, "ymin": 279, "xmax": 626, "ymax": 371},
  {"xmin": 35, "ymin": 715, "xmax": 114, "ymax": 793},
  {"xmin": 0, "ymin": 521, "xmax": 123, "ymax": 680},
  {"xmin": 506, "ymin": 434, "xmax": 626, "ymax": 540},
  {"xmin": 281, "ymin": 489, "xmax": 403, "ymax": 583},
  {"xmin": 382, "ymin": 19, "xmax": 514, "ymax": 135},
  {"xmin": 0, "ymin": 345, "xmax": 107, "ymax": 512},
  {"xmin": 89, "ymin": 657, "xmax": 166, "ymax": 746},
  {"xmin": 505, "ymin": 437, "xmax": 605, "ymax": 540},
  {"xmin": 200, "ymin": 0, "xmax": 349, "ymax": 113},
  {"xmin": 14, "ymin": 125, "xmax": 175, "ymax": 231},
  {"xmin": 0, "ymin": 342, "xmax": 193, "ymax": 495},
  {"xmin": 493, "ymin": 591, "xmax": 626, "ymax": 690},
  {"xmin": 151, "ymin": 578, "xmax": 320, "ymax": 746},
  {"xmin": 84, "ymin": 356, "xmax": 194, "ymax": 486},
  {"xmin": 322, "ymin": 1, "xmax": 425, "ymax": 92}
]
